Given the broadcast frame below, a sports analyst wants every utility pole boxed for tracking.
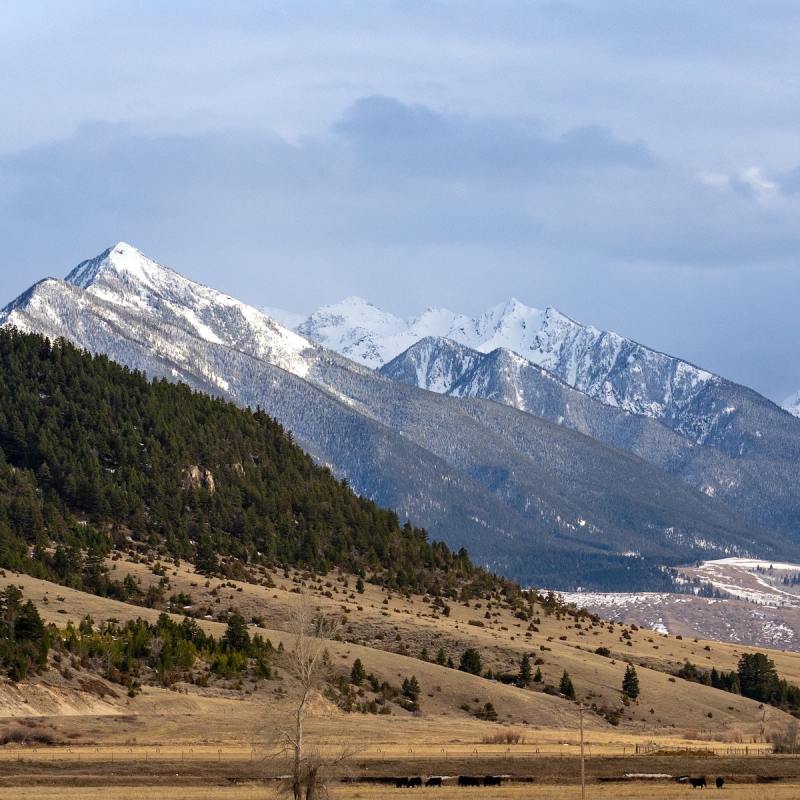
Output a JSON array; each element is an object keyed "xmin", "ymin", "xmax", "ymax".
[{"xmin": 579, "ymin": 702, "xmax": 586, "ymax": 800}]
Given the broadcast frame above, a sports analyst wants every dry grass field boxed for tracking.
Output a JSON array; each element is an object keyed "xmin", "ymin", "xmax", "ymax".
[
  {"xmin": 4, "ymin": 785, "xmax": 800, "ymax": 800},
  {"xmin": 2, "ymin": 558, "xmax": 800, "ymax": 797}
]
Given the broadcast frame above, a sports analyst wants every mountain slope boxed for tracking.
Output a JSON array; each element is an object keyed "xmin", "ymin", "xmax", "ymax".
[
  {"xmin": 784, "ymin": 390, "xmax": 800, "ymax": 418},
  {"xmin": 382, "ymin": 337, "xmax": 800, "ymax": 540},
  {"xmin": 1, "ymin": 243, "xmax": 792, "ymax": 588},
  {"xmin": 1, "ymin": 279, "xmax": 530, "ymax": 580},
  {"xmin": 0, "ymin": 328, "xmax": 495, "ymax": 595},
  {"xmin": 300, "ymin": 297, "xmax": 800, "ymax": 459}
]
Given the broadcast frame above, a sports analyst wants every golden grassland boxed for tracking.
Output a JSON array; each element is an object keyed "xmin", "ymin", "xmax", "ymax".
[
  {"xmin": 2, "ymin": 558, "xmax": 800, "ymax": 797},
  {"xmin": 6, "ymin": 557, "xmax": 800, "ymax": 734}
]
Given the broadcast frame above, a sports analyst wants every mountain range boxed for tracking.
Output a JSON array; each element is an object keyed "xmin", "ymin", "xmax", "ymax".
[
  {"xmin": 2, "ymin": 243, "xmax": 798, "ymax": 589},
  {"xmin": 299, "ymin": 297, "xmax": 800, "ymax": 535},
  {"xmin": 299, "ymin": 296, "xmax": 798, "ymax": 441},
  {"xmin": 298, "ymin": 296, "xmax": 722, "ymax": 431}
]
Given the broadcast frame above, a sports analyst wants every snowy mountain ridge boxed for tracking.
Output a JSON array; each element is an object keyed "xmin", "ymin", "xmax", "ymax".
[
  {"xmin": 60, "ymin": 242, "xmax": 315, "ymax": 379},
  {"xmin": 784, "ymin": 390, "xmax": 800, "ymax": 418},
  {"xmin": 298, "ymin": 295, "xmax": 718, "ymax": 438}
]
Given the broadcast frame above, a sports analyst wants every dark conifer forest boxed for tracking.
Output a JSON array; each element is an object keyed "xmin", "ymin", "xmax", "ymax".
[{"xmin": 0, "ymin": 330, "xmax": 496, "ymax": 596}]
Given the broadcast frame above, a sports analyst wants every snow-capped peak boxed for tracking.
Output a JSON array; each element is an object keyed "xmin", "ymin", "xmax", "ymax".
[
  {"xmin": 63, "ymin": 243, "xmax": 314, "ymax": 378},
  {"xmin": 784, "ymin": 390, "xmax": 800, "ymax": 418},
  {"xmin": 67, "ymin": 242, "xmax": 165, "ymax": 289},
  {"xmin": 301, "ymin": 296, "xmax": 405, "ymax": 330},
  {"xmin": 297, "ymin": 296, "xmax": 409, "ymax": 368}
]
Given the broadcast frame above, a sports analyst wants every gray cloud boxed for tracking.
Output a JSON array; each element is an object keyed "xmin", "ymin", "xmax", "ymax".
[{"xmin": 334, "ymin": 96, "xmax": 654, "ymax": 179}]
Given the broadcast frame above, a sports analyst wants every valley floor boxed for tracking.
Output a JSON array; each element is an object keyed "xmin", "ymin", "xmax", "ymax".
[{"xmin": 1, "ymin": 750, "xmax": 800, "ymax": 799}]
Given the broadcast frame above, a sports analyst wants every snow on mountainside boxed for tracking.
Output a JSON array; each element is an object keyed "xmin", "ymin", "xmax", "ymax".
[
  {"xmin": 383, "ymin": 336, "xmax": 488, "ymax": 395},
  {"xmin": 296, "ymin": 297, "xmax": 478, "ymax": 369},
  {"xmin": 784, "ymin": 390, "xmax": 800, "ymax": 418},
  {"xmin": 383, "ymin": 336, "xmax": 566, "ymax": 409},
  {"xmin": 381, "ymin": 335, "xmax": 800, "ymax": 541},
  {"xmin": 260, "ymin": 306, "xmax": 307, "ymax": 330},
  {"xmin": 297, "ymin": 297, "xmax": 411, "ymax": 368},
  {"xmin": 562, "ymin": 557, "xmax": 800, "ymax": 651},
  {"xmin": 3, "ymin": 242, "xmax": 790, "ymax": 591},
  {"xmin": 298, "ymin": 297, "xmax": 718, "ymax": 438},
  {"xmin": 60, "ymin": 243, "xmax": 314, "ymax": 379}
]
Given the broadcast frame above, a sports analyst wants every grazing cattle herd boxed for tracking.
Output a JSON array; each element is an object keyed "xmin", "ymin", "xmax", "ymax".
[
  {"xmin": 677, "ymin": 775, "xmax": 727, "ymax": 789},
  {"xmin": 392, "ymin": 774, "xmax": 727, "ymax": 789},
  {"xmin": 394, "ymin": 775, "xmax": 505, "ymax": 788}
]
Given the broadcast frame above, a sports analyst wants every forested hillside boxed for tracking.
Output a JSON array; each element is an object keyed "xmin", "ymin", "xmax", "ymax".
[{"xmin": 0, "ymin": 330, "xmax": 492, "ymax": 596}]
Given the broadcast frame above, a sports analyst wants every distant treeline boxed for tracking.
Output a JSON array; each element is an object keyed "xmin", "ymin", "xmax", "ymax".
[
  {"xmin": 676, "ymin": 653, "xmax": 800, "ymax": 715},
  {"xmin": 0, "ymin": 329, "xmax": 507, "ymax": 597}
]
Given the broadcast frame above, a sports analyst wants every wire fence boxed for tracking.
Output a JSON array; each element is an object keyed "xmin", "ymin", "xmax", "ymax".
[{"xmin": 0, "ymin": 741, "xmax": 784, "ymax": 763}]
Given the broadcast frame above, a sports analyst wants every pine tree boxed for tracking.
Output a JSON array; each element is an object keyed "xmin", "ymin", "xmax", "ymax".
[
  {"xmin": 402, "ymin": 675, "xmax": 420, "ymax": 701},
  {"xmin": 350, "ymin": 657, "xmax": 366, "ymax": 686},
  {"xmin": 195, "ymin": 534, "xmax": 219, "ymax": 575},
  {"xmin": 622, "ymin": 663, "xmax": 640, "ymax": 700},
  {"xmin": 435, "ymin": 647, "xmax": 446, "ymax": 665},
  {"xmin": 533, "ymin": 666, "xmax": 543, "ymax": 683},
  {"xmin": 559, "ymin": 670, "xmax": 576, "ymax": 699},
  {"xmin": 401, "ymin": 674, "xmax": 421, "ymax": 711},
  {"xmin": 0, "ymin": 588, "xmax": 49, "ymax": 681},
  {"xmin": 355, "ymin": 577, "xmax": 365, "ymax": 594},
  {"xmin": 459, "ymin": 648, "xmax": 482, "ymax": 675},
  {"xmin": 519, "ymin": 653, "xmax": 532, "ymax": 686},
  {"xmin": 222, "ymin": 612, "xmax": 250, "ymax": 654},
  {"xmin": 738, "ymin": 653, "xmax": 780, "ymax": 703}
]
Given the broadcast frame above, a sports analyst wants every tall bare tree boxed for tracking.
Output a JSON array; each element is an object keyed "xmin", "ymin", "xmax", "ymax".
[{"xmin": 274, "ymin": 594, "xmax": 347, "ymax": 800}]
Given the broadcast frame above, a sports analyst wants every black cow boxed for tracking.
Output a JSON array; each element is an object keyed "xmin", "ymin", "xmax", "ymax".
[
  {"xmin": 425, "ymin": 777, "xmax": 443, "ymax": 787},
  {"xmin": 458, "ymin": 776, "xmax": 481, "ymax": 787},
  {"xmin": 715, "ymin": 777, "xmax": 725, "ymax": 789},
  {"xmin": 408, "ymin": 777, "xmax": 422, "ymax": 788},
  {"xmin": 689, "ymin": 777, "xmax": 707, "ymax": 789},
  {"xmin": 483, "ymin": 775, "xmax": 502, "ymax": 786},
  {"xmin": 396, "ymin": 777, "xmax": 409, "ymax": 788}
]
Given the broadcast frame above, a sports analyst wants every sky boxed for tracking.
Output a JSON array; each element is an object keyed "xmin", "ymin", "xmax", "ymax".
[{"xmin": 0, "ymin": 1, "xmax": 798, "ymax": 402}]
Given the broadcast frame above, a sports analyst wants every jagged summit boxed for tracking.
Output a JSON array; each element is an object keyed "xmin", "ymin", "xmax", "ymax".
[
  {"xmin": 297, "ymin": 295, "xmax": 717, "ymax": 432},
  {"xmin": 66, "ymin": 242, "xmax": 168, "ymax": 289}
]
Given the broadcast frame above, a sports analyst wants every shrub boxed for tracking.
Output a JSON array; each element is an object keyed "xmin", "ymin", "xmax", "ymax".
[
  {"xmin": 482, "ymin": 730, "xmax": 526, "ymax": 744},
  {"xmin": 474, "ymin": 702, "xmax": 498, "ymax": 721}
]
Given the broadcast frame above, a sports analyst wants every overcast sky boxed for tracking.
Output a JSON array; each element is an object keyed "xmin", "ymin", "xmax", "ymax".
[{"xmin": 1, "ymin": 1, "xmax": 798, "ymax": 401}]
